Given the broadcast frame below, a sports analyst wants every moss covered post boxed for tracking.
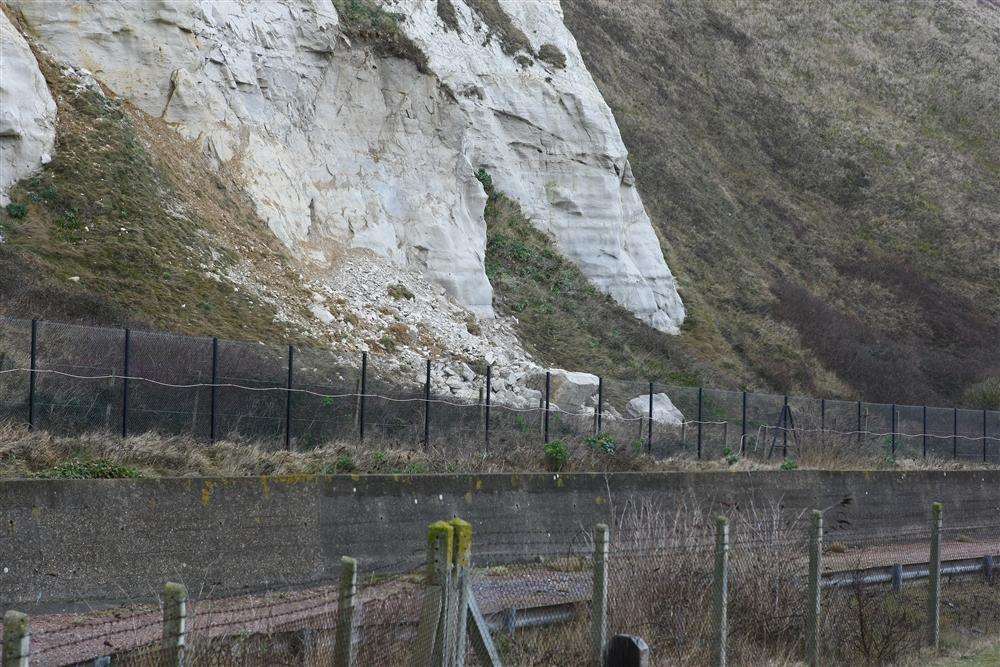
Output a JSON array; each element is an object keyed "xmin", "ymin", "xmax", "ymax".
[
  {"xmin": 927, "ymin": 502, "xmax": 943, "ymax": 650},
  {"xmin": 806, "ymin": 510, "xmax": 823, "ymax": 666},
  {"xmin": 450, "ymin": 518, "xmax": 472, "ymax": 667},
  {"xmin": 592, "ymin": 523, "xmax": 609, "ymax": 666},
  {"xmin": 712, "ymin": 516, "xmax": 729, "ymax": 667},
  {"xmin": 3, "ymin": 610, "xmax": 30, "ymax": 667},
  {"xmin": 334, "ymin": 556, "xmax": 358, "ymax": 667},
  {"xmin": 411, "ymin": 521, "xmax": 454, "ymax": 667},
  {"xmin": 162, "ymin": 582, "xmax": 188, "ymax": 666}
]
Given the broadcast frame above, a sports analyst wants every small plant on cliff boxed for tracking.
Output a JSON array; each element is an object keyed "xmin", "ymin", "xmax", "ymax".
[
  {"xmin": 544, "ymin": 439, "xmax": 569, "ymax": 470},
  {"xmin": 585, "ymin": 433, "xmax": 617, "ymax": 455},
  {"xmin": 387, "ymin": 283, "xmax": 414, "ymax": 300},
  {"xmin": 5, "ymin": 202, "xmax": 27, "ymax": 219},
  {"xmin": 474, "ymin": 167, "xmax": 494, "ymax": 195},
  {"xmin": 536, "ymin": 43, "xmax": 567, "ymax": 69},
  {"xmin": 779, "ymin": 459, "xmax": 798, "ymax": 471},
  {"xmin": 721, "ymin": 446, "xmax": 740, "ymax": 466}
]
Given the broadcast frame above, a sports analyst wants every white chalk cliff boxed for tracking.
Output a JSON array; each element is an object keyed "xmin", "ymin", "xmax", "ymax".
[
  {"xmin": 0, "ymin": 11, "xmax": 56, "ymax": 206},
  {"xmin": 7, "ymin": 0, "xmax": 685, "ymax": 332}
]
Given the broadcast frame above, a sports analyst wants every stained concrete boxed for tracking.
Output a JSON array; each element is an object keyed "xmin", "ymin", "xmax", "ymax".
[{"xmin": 1, "ymin": 471, "xmax": 997, "ymax": 610}]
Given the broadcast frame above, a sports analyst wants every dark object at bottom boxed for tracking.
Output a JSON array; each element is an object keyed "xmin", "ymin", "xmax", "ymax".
[{"xmin": 605, "ymin": 634, "xmax": 650, "ymax": 667}]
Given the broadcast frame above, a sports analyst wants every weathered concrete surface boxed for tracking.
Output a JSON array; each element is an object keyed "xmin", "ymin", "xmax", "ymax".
[{"xmin": 1, "ymin": 471, "xmax": 998, "ymax": 610}]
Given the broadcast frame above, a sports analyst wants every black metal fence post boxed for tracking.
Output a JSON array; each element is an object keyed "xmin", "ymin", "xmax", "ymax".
[
  {"xmin": 782, "ymin": 395, "xmax": 789, "ymax": 458},
  {"xmin": 856, "ymin": 400, "xmax": 863, "ymax": 445},
  {"xmin": 922, "ymin": 405, "xmax": 928, "ymax": 459},
  {"xmin": 27, "ymin": 319, "xmax": 37, "ymax": 430},
  {"xmin": 647, "ymin": 382, "xmax": 653, "ymax": 453},
  {"xmin": 484, "ymin": 364, "xmax": 492, "ymax": 452},
  {"xmin": 697, "ymin": 387, "xmax": 703, "ymax": 460},
  {"xmin": 820, "ymin": 398, "xmax": 826, "ymax": 432},
  {"xmin": 983, "ymin": 409, "xmax": 988, "ymax": 463},
  {"xmin": 121, "ymin": 327, "xmax": 130, "ymax": 439},
  {"xmin": 423, "ymin": 359, "xmax": 431, "ymax": 446},
  {"xmin": 740, "ymin": 390, "xmax": 747, "ymax": 455},
  {"xmin": 544, "ymin": 370, "xmax": 551, "ymax": 444},
  {"xmin": 953, "ymin": 407, "xmax": 958, "ymax": 459},
  {"xmin": 890, "ymin": 403, "xmax": 897, "ymax": 458},
  {"xmin": 597, "ymin": 376, "xmax": 603, "ymax": 435},
  {"xmin": 284, "ymin": 345, "xmax": 294, "ymax": 451},
  {"xmin": 209, "ymin": 337, "xmax": 218, "ymax": 444},
  {"xmin": 359, "ymin": 352, "xmax": 367, "ymax": 442}
]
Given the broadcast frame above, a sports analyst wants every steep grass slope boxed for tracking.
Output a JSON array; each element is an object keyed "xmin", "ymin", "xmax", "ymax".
[
  {"xmin": 0, "ymin": 26, "xmax": 320, "ymax": 343},
  {"xmin": 563, "ymin": 0, "xmax": 1000, "ymax": 404}
]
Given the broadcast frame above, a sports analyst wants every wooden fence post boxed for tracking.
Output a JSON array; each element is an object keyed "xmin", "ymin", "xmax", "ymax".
[
  {"xmin": 334, "ymin": 556, "xmax": 358, "ymax": 667},
  {"xmin": 927, "ymin": 502, "xmax": 943, "ymax": 650},
  {"xmin": 806, "ymin": 510, "xmax": 822, "ymax": 666},
  {"xmin": 3, "ymin": 610, "xmax": 30, "ymax": 667},
  {"xmin": 412, "ymin": 521, "xmax": 454, "ymax": 667},
  {"xmin": 713, "ymin": 516, "xmax": 729, "ymax": 667},
  {"xmin": 162, "ymin": 582, "xmax": 188, "ymax": 667},
  {"xmin": 450, "ymin": 518, "xmax": 472, "ymax": 667},
  {"xmin": 593, "ymin": 523, "xmax": 610, "ymax": 666}
]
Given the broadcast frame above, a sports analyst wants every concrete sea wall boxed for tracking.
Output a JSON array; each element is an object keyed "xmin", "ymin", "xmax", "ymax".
[{"xmin": 1, "ymin": 470, "xmax": 997, "ymax": 610}]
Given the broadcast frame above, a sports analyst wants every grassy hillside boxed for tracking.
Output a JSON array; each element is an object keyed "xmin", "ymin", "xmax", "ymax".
[
  {"xmin": 0, "ymin": 30, "xmax": 318, "ymax": 344},
  {"xmin": 562, "ymin": 0, "xmax": 1000, "ymax": 405}
]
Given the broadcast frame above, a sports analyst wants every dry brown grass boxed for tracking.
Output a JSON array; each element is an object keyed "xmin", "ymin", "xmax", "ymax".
[
  {"xmin": 562, "ymin": 0, "xmax": 1000, "ymax": 404},
  {"xmin": 3, "ymin": 420, "xmax": 995, "ymax": 479}
]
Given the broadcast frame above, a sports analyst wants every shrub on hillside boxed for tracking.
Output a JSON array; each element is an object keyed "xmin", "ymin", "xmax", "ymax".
[{"xmin": 963, "ymin": 377, "xmax": 1000, "ymax": 410}]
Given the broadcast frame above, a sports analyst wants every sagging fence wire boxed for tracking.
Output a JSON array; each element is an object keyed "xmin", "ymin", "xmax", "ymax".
[
  {"xmin": 1, "ymin": 316, "xmax": 998, "ymax": 463},
  {"xmin": 9, "ymin": 503, "xmax": 1000, "ymax": 666}
]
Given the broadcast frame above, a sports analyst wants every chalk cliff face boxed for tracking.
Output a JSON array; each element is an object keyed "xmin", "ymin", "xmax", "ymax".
[
  {"xmin": 9, "ymin": 0, "xmax": 685, "ymax": 332},
  {"xmin": 0, "ymin": 11, "xmax": 56, "ymax": 206}
]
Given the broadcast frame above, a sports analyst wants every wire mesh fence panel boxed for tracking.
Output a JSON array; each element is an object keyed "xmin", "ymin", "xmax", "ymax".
[
  {"xmin": 701, "ymin": 387, "xmax": 741, "ymax": 459},
  {"xmin": 290, "ymin": 347, "xmax": 360, "ymax": 450},
  {"xmin": 745, "ymin": 391, "xmax": 787, "ymax": 460},
  {"xmin": 126, "ymin": 328, "xmax": 213, "ymax": 440},
  {"xmin": 486, "ymin": 367, "xmax": 545, "ymax": 451},
  {"xmin": 33, "ymin": 320, "xmax": 124, "ymax": 435},
  {"xmin": 957, "ymin": 408, "xmax": 988, "ymax": 463},
  {"xmin": 355, "ymin": 576, "xmax": 428, "ymax": 666},
  {"xmin": 896, "ymin": 404, "xmax": 927, "ymax": 460},
  {"xmin": 926, "ymin": 405, "xmax": 958, "ymax": 460},
  {"xmin": 860, "ymin": 401, "xmax": 893, "ymax": 457},
  {"xmin": 0, "ymin": 317, "xmax": 31, "ymax": 426},
  {"xmin": 214, "ymin": 338, "xmax": 288, "ymax": 447},
  {"xmin": 938, "ymin": 522, "xmax": 1000, "ymax": 649},
  {"xmin": 989, "ymin": 410, "xmax": 1000, "ymax": 465},
  {"xmin": 427, "ymin": 360, "xmax": 487, "ymax": 451},
  {"xmin": 362, "ymin": 355, "xmax": 423, "ymax": 447},
  {"xmin": 657, "ymin": 383, "xmax": 700, "ymax": 458}
]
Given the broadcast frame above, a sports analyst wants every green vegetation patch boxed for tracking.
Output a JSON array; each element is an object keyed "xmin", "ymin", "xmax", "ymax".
[
  {"xmin": 479, "ymin": 169, "xmax": 699, "ymax": 385},
  {"xmin": 334, "ymin": 0, "xmax": 429, "ymax": 71},
  {"xmin": 467, "ymin": 0, "xmax": 532, "ymax": 55}
]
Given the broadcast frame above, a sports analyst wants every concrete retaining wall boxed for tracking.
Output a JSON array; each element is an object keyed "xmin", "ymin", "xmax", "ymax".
[{"xmin": 2, "ymin": 470, "xmax": 998, "ymax": 610}]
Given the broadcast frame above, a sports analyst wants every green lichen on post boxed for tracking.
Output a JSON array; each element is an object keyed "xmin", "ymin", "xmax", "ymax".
[
  {"xmin": 3, "ymin": 610, "xmax": 30, "ymax": 666},
  {"xmin": 449, "ymin": 518, "xmax": 473, "ymax": 568},
  {"xmin": 427, "ymin": 520, "xmax": 455, "ymax": 586}
]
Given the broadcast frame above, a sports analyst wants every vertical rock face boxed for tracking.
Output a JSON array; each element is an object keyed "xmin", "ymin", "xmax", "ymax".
[
  {"xmin": 10, "ymin": 0, "xmax": 684, "ymax": 332},
  {"xmin": 0, "ymin": 11, "xmax": 56, "ymax": 207}
]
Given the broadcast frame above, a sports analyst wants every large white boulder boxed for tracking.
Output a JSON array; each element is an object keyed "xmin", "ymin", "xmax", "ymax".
[
  {"xmin": 11, "ymin": 0, "xmax": 685, "ymax": 331},
  {"xmin": 625, "ymin": 393, "xmax": 684, "ymax": 426},
  {"xmin": 548, "ymin": 368, "xmax": 599, "ymax": 412},
  {"xmin": 0, "ymin": 12, "xmax": 56, "ymax": 206}
]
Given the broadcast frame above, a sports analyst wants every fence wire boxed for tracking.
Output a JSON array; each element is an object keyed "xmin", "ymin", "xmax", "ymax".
[{"xmin": 1, "ymin": 317, "xmax": 999, "ymax": 469}]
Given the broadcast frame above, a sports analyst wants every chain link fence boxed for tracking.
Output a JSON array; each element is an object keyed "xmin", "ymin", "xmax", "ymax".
[
  {"xmin": 7, "ymin": 501, "xmax": 999, "ymax": 665},
  {"xmin": 2, "ymin": 317, "xmax": 999, "ymax": 464}
]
